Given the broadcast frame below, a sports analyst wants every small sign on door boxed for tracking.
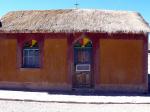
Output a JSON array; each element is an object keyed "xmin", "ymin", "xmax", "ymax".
[{"xmin": 76, "ymin": 64, "xmax": 91, "ymax": 72}]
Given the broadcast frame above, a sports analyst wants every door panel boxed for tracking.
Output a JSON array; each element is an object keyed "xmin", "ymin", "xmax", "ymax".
[{"xmin": 75, "ymin": 71, "xmax": 91, "ymax": 87}]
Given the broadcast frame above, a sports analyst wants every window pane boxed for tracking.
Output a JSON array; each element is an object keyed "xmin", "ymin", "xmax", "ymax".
[
  {"xmin": 30, "ymin": 57, "xmax": 34, "ymax": 67},
  {"xmin": 23, "ymin": 50, "xmax": 28, "ymax": 56},
  {"xmin": 23, "ymin": 57, "xmax": 28, "ymax": 67},
  {"xmin": 35, "ymin": 50, "xmax": 39, "ymax": 56},
  {"xmin": 29, "ymin": 50, "xmax": 34, "ymax": 56},
  {"xmin": 35, "ymin": 56, "xmax": 39, "ymax": 67}
]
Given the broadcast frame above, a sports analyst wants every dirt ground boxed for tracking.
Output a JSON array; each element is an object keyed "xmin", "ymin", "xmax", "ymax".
[{"xmin": 0, "ymin": 100, "xmax": 150, "ymax": 112}]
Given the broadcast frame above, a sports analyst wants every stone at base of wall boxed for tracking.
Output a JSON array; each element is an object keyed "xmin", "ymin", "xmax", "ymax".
[
  {"xmin": 0, "ymin": 82, "xmax": 72, "ymax": 92},
  {"xmin": 95, "ymin": 84, "xmax": 148, "ymax": 93},
  {"xmin": 0, "ymin": 82, "xmax": 148, "ymax": 93}
]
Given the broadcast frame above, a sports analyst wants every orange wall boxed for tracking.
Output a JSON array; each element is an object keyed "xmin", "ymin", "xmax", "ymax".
[
  {"xmin": 99, "ymin": 39, "xmax": 143, "ymax": 85},
  {"xmin": 0, "ymin": 34, "xmax": 68, "ymax": 88},
  {"xmin": 0, "ymin": 39, "xmax": 17, "ymax": 81},
  {"xmin": 43, "ymin": 38, "xmax": 68, "ymax": 84}
]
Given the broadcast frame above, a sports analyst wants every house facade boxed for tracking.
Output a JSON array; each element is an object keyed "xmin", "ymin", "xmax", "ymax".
[{"xmin": 0, "ymin": 9, "xmax": 150, "ymax": 93}]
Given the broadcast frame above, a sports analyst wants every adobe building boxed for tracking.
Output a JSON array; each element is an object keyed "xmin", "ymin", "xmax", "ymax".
[{"xmin": 0, "ymin": 9, "xmax": 150, "ymax": 93}]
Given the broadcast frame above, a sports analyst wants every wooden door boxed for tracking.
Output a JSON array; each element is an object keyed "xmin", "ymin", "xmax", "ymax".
[{"xmin": 73, "ymin": 47, "xmax": 92, "ymax": 88}]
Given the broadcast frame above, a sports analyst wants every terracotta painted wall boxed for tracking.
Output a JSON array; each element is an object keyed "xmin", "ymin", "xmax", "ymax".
[
  {"xmin": 0, "ymin": 39, "xmax": 17, "ymax": 81},
  {"xmin": 43, "ymin": 38, "xmax": 68, "ymax": 84},
  {"xmin": 0, "ymin": 34, "xmax": 69, "ymax": 90},
  {"xmin": 99, "ymin": 39, "xmax": 143, "ymax": 85}
]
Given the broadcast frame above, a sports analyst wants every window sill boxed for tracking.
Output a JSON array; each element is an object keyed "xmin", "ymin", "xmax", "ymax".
[{"xmin": 19, "ymin": 67, "xmax": 42, "ymax": 71}]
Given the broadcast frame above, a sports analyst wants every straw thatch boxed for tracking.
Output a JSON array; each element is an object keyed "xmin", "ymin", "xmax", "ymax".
[{"xmin": 0, "ymin": 9, "xmax": 150, "ymax": 33}]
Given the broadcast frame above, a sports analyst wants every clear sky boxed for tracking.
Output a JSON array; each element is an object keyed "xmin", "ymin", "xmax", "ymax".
[{"xmin": 0, "ymin": 0, "xmax": 150, "ymax": 24}]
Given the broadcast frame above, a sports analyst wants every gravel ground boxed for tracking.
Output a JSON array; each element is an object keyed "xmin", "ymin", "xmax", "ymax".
[{"xmin": 0, "ymin": 100, "xmax": 150, "ymax": 112}]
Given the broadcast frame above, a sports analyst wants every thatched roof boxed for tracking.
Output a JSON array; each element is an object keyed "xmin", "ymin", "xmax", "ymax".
[{"xmin": 0, "ymin": 9, "xmax": 150, "ymax": 33}]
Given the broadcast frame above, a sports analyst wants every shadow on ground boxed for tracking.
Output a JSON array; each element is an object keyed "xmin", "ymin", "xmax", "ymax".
[{"xmin": 1, "ymin": 87, "xmax": 150, "ymax": 97}]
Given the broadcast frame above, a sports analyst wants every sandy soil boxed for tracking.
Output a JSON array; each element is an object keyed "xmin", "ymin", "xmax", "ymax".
[{"xmin": 0, "ymin": 100, "xmax": 150, "ymax": 112}]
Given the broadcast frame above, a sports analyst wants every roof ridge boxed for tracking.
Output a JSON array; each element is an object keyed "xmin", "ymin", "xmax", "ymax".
[{"xmin": 5, "ymin": 8, "xmax": 137, "ymax": 14}]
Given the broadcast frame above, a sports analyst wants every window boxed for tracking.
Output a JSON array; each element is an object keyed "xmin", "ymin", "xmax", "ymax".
[{"xmin": 22, "ymin": 39, "xmax": 40, "ymax": 68}]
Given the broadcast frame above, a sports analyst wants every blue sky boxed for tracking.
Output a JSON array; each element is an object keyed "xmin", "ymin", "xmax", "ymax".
[{"xmin": 0, "ymin": 0, "xmax": 150, "ymax": 25}]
